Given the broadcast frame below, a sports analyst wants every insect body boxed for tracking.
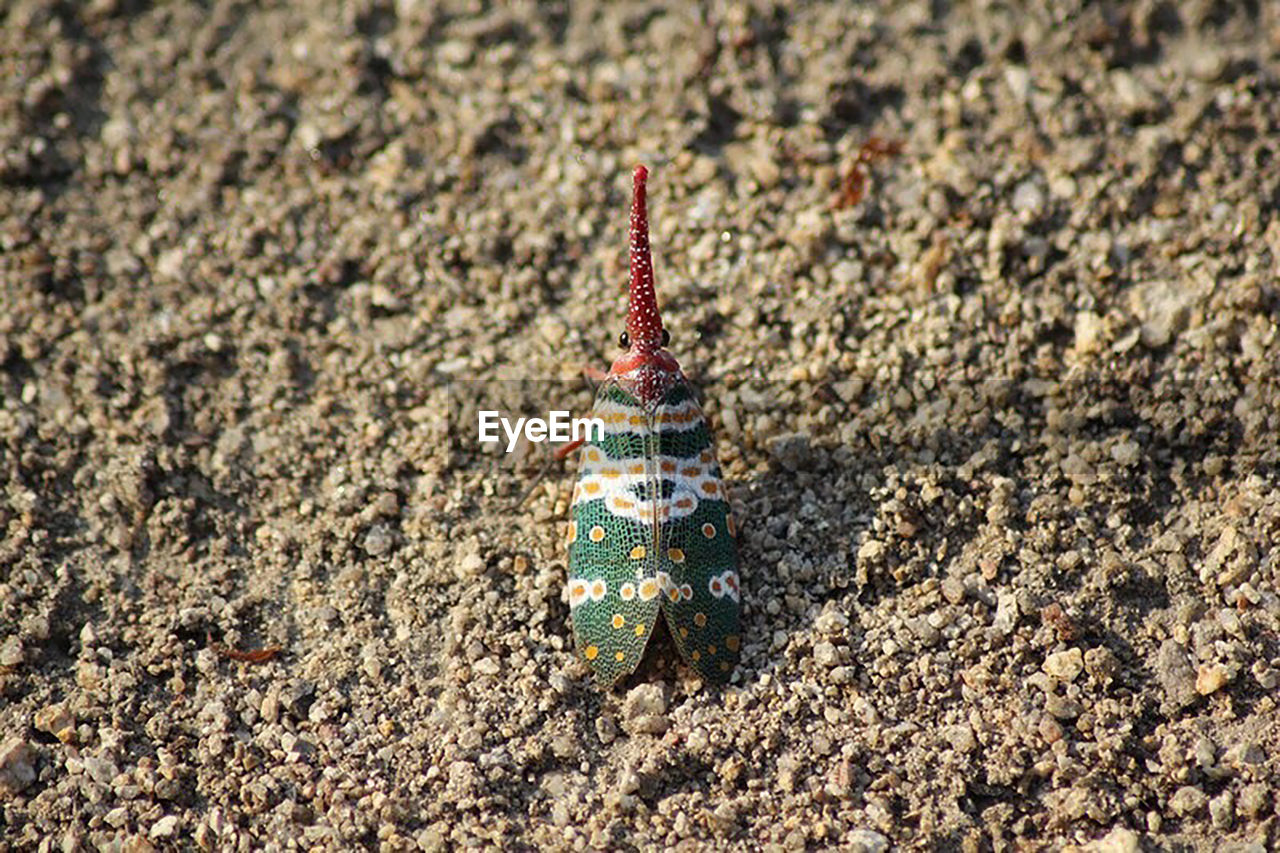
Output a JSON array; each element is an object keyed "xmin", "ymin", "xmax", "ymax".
[{"xmin": 566, "ymin": 166, "xmax": 741, "ymax": 685}]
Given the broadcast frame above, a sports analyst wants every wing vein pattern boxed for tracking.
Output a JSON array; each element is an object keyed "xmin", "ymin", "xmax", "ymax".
[{"xmin": 568, "ymin": 378, "xmax": 741, "ymax": 684}]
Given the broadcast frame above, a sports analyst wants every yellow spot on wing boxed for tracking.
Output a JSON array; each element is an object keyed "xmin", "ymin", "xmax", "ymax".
[
  {"xmin": 615, "ymin": 651, "xmax": 626, "ymax": 662},
  {"xmin": 612, "ymin": 614, "xmax": 625, "ymax": 629},
  {"xmin": 634, "ymin": 624, "xmax": 645, "ymax": 636},
  {"xmin": 694, "ymin": 612, "xmax": 707, "ymax": 628},
  {"xmin": 589, "ymin": 526, "xmax": 606, "ymax": 542},
  {"xmin": 585, "ymin": 645, "xmax": 599, "ymax": 660},
  {"xmin": 668, "ymin": 548, "xmax": 685, "ymax": 563},
  {"xmin": 629, "ymin": 545, "xmax": 646, "ymax": 560}
]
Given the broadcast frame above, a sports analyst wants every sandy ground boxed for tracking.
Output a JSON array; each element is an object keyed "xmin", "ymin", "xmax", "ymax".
[{"xmin": 2, "ymin": 1, "xmax": 1280, "ymax": 849}]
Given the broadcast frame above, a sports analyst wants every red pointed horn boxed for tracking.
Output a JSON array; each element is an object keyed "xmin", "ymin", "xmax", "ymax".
[{"xmin": 627, "ymin": 165, "xmax": 664, "ymax": 350}]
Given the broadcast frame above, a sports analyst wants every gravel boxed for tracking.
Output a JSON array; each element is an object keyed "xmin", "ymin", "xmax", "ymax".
[{"xmin": 2, "ymin": 0, "xmax": 1279, "ymax": 849}]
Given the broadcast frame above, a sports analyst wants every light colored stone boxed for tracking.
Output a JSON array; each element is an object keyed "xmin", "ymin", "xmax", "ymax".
[
  {"xmin": 622, "ymin": 684, "xmax": 668, "ymax": 735},
  {"xmin": 1084, "ymin": 826, "xmax": 1140, "ymax": 853},
  {"xmin": 0, "ymin": 636, "xmax": 24, "ymax": 667},
  {"xmin": 34, "ymin": 703, "xmax": 75, "ymax": 743},
  {"xmin": 1195, "ymin": 663, "xmax": 1230, "ymax": 695},
  {"xmin": 846, "ymin": 829, "xmax": 890, "ymax": 853},
  {"xmin": 1044, "ymin": 648, "xmax": 1084, "ymax": 682},
  {"xmin": 1170, "ymin": 785, "xmax": 1207, "ymax": 816},
  {"xmin": 1012, "ymin": 180, "xmax": 1046, "ymax": 218},
  {"xmin": 857, "ymin": 539, "xmax": 886, "ymax": 563},
  {"xmin": 150, "ymin": 816, "xmax": 179, "ymax": 838},
  {"xmin": 623, "ymin": 683, "xmax": 666, "ymax": 718},
  {"xmin": 0, "ymin": 738, "xmax": 36, "ymax": 794},
  {"xmin": 83, "ymin": 755, "xmax": 119, "ymax": 785},
  {"xmin": 1073, "ymin": 311, "xmax": 1106, "ymax": 354},
  {"xmin": 1110, "ymin": 440, "xmax": 1140, "ymax": 466}
]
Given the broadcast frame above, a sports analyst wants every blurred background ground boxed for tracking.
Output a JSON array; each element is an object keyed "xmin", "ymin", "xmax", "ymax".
[{"xmin": 1, "ymin": 1, "xmax": 1279, "ymax": 849}]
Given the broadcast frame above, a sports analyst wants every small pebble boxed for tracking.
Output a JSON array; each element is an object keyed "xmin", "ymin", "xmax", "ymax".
[
  {"xmin": 857, "ymin": 539, "xmax": 886, "ymax": 564},
  {"xmin": 362, "ymin": 523, "xmax": 394, "ymax": 557},
  {"xmin": 0, "ymin": 636, "xmax": 24, "ymax": 667},
  {"xmin": 1088, "ymin": 827, "xmax": 1140, "ymax": 853},
  {"xmin": 150, "ymin": 815, "xmax": 179, "ymax": 839},
  {"xmin": 993, "ymin": 592, "xmax": 1019, "ymax": 634},
  {"xmin": 814, "ymin": 641, "xmax": 840, "ymax": 668},
  {"xmin": 83, "ymin": 755, "xmax": 119, "ymax": 785},
  {"xmin": 622, "ymin": 684, "xmax": 668, "ymax": 735},
  {"xmin": 1195, "ymin": 663, "xmax": 1230, "ymax": 695},
  {"xmin": 1043, "ymin": 648, "xmax": 1084, "ymax": 682},
  {"xmin": 1170, "ymin": 785, "xmax": 1208, "ymax": 816},
  {"xmin": 1110, "ymin": 440, "xmax": 1140, "ymax": 466},
  {"xmin": 846, "ymin": 829, "xmax": 890, "ymax": 853},
  {"xmin": 1012, "ymin": 180, "xmax": 1046, "ymax": 219},
  {"xmin": 1154, "ymin": 640, "xmax": 1198, "ymax": 710},
  {"xmin": 34, "ymin": 703, "xmax": 76, "ymax": 743},
  {"xmin": 0, "ymin": 738, "xmax": 36, "ymax": 794}
]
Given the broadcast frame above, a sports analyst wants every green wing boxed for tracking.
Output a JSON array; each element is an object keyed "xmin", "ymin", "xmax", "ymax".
[
  {"xmin": 567, "ymin": 380, "xmax": 662, "ymax": 685},
  {"xmin": 654, "ymin": 380, "xmax": 741, "ymax": 682}
]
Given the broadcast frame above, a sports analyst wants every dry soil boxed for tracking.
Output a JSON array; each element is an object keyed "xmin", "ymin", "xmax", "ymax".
[{"xmin": 2, "ymin": 1, "xmax": 1279, "ymax": 850}]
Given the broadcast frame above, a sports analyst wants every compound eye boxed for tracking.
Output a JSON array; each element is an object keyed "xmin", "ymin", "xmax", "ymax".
[
  {"xmin": 660, "ymin": 329, "xmax": 670, "ymax": 347},
  {"xmin": 618, "ymin": 331, "xmax": 630, "ymax": 349}
]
